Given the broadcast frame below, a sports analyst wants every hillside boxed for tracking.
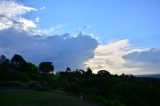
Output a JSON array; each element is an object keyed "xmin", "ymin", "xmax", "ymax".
[{"xmin": 0, "ymin": 89, "xmax": 99, "ymax": 106}]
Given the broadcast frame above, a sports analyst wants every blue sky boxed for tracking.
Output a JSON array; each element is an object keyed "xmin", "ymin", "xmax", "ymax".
[
  {"xmin": 0, "ymin": 0, "xmax": 160, "ymax": 74},
  {"xmin": 21, "ymin": 0, "xmax": 160, "ymax": 48}
]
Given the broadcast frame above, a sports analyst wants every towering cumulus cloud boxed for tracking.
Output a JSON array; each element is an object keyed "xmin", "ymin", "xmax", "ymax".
[
  {"xmin": 0, "ymin": 29, "xmax": 98, "ymax": 70},
  {"xmin": 85, "ymin": 39, "xmax": 138, "ymax": 74},
  {"xmin": 0, "ymin": 0, "xmax": 98, "ymax": 70},
  {"xmin": 85, "ymin": 39, "xmax": 160, "ymax": 75}
]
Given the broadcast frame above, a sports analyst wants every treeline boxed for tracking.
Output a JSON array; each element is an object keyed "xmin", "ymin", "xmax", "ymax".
[{"xmin": 0, "ymin": 54, "xmax": 160, "ymax": 106}]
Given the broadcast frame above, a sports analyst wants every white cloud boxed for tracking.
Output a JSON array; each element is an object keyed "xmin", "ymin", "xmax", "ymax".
[
  {"xmin": 0, "ymin": 0, "xmax": 55, "ymax": 35},
  {"xmin": 85, "ymin": 39, "xmax": 160, "ymax": 75},
  {"xmin": 35, "ymin": 17, "xmax": 40, "ymax": 22},
  {"xmin": 30, "ymin": 24, "xmax": 67, "ymax": 36},
  {"xmin": 0, "ymin": 0, "xmax": 37, "ymax": 31},
  {"xmin": 40, "ymin": 6, "xmax": 46, "ymax": 10},
  {"xmin": 0, "ymin": 0, "xmax": 37, "ymax": 18},
  {"xmin": 85, "ymin": 39, "xmax": 138, "ymax": 74},
  {"xmin": 19, "ymin": 18, "xmax": 37, "ymax": 30}
]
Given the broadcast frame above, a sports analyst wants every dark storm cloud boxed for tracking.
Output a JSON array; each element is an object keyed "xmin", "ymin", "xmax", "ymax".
[
  {"xmin": 0, "ymin": 28, "xmax": 98, "ymax": 70},
  {"xmin": 123, "ymin": 49, "xmax": 160, "ymax": 72}
]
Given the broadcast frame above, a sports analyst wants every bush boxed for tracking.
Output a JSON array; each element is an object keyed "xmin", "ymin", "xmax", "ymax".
[
  {"xmin": 27, "ymin": 81, "xmax": 43, "ymax": 90},
  {"xmin": 0, "ymin": 81, "xmax": 26, "ymax": 88},
  {"xmin": 10, "ymin": 71, "xmax": 30, "ymax": 82}
]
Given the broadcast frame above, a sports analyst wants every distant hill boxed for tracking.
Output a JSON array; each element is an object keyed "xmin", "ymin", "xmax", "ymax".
[{"xmin": 135, "ymin": 74, "xmax": 160, "ymax": 78}]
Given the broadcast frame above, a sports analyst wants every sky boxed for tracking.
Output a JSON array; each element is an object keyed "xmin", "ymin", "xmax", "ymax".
[{"xmin": 0, "ymin": 0, "xmax": 160, "ymax": 75}]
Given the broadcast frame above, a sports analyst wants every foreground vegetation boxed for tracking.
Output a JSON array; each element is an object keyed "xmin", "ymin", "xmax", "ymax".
[
  {"xmin": 0, "ymin": 54, "xmax": 160, "ymax": 106},
  {"xmin": 0, "ymin": 89, "xmax": 98, "ymax": 106}
]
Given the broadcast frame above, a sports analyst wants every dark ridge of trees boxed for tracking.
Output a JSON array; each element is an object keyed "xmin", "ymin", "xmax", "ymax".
[
  {"xmin": 0, "ymin": 54, "xmax": 40, "ymax": 82},
  {"xmin": 0, "ymin": 54, "xmax": 160, "ymax": 106}
]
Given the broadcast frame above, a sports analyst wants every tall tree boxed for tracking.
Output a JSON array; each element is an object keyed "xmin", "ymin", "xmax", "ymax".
[
  {"xmin": 39, "ymin": 62, "xmax": 54, "ymax": 74},
  {"xmin": 66, "ymin": 67, "xmax": 71, "ymax": 72},
  {"xmin": 0, "ymin": 55, "xmax": 10, "ymax": 65},
  {"xmin": 86, "ymin": 67, "xmax": 92, "ymax": 76},
  {"xmin": 10, "ymin": 54, "xmax": 27, "ymax": 70}
]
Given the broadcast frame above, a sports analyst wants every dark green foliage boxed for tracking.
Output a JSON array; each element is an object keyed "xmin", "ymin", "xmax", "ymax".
[
  {"xmin": 86, "ymin": 67, "xmax": 92, "ymax": 76},
  {"xmin": 97, "ymin": 70, "xmax": 110, "ymax": 76},
  {"xmin": 0, "ymin": 55, "xmax": 10, "ymax": 65},
  {"xmin": 27, "ymin": 81, "xmax": 44, "ymax": 90},
  {"xmin": 0, "ymin": 54, "xmax": 160, "ymax": 106},
  {"xmin": 39, "ymin": 62, "xmax": 54, "ymax": 74},
  {"xmin": 0, "ymin": 63, "xmax": 29, "ymax": 82},
  {"xmin": 0, "ymin": 54, "xmax": 41, "ymax": 82},
  {"xmin": 55, "ymin": 70, "xmax": 160, "ymax": 106},
  {"xmin": 10, "ymin": 54, "xmax": 27, "ymax": 70},
  {"xmin": 23, "ymin": 63, "xmax": 41, "ymax": 80},
  {"xmin": 66, "ymin": 67, "xmax": 71, "ymax": 72},
  {"xmin": 0, "ymin": 81, "xmax": 26, "ymax": 88}
]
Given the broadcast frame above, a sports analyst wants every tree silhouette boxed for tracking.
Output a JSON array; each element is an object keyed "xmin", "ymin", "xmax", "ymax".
[
  {"xmin": 97, "ymin": 70, "xmax": 110, "ymax": 76},
  {"xmin": 10, "ymin": 54, "xmax": 27, "ymax": 70},
  {"xmin": 39, "ymin": 62, "xmax": 54, "ymax": 74},
  {"xmin": 66, "ymin": 67, "xmax": 71, "ymax": 72},
  {"xmin": 86, "ymin": 67, "xmax": 92, "ymax": 76},
  {"xmin": 0, "ymin": 55, "xmax": 10, "ymax": 65}
]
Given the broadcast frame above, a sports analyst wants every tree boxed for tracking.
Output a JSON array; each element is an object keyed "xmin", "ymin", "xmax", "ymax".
[
  {"xmin": 66, "ymin": 67, "xmax": 71, "ymax": 72},
  {"xmin": 86, "ymin": 67, "xmax": 92, "ymax": 76},
  {"xmin": 10, "ymin": 54, "xmax": 27, "ymax": 70},
  {"xmin": 0, "ymin": 55, "xmax": 10, "ymax": 65},
  {"xmin": 23, "ymin": 63, "xmax": 40, "ymax": 78},
  {"xmin": 39, "ymin": 62, "xmax": 54, "ymax": 74},
  {"xmin": 97, "ymin": 70, "xmax": 110, "ymax": 76}
]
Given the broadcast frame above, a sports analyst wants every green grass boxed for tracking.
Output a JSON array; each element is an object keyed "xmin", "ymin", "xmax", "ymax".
[{"xmin": 0, "ymin": 89, "xmax": 99, "ymax": 106}]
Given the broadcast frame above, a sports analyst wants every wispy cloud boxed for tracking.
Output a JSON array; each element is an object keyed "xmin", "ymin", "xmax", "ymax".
[
  {"xmin": 0, "ymin": 0, "xmax": 37, "ymax": 18},
  {"xmin": 0, "ymin": 0, "xmax": 59, "ymax": 35},
  {"xmin": 35, "ymin": 17, "xmax": 40, "ymax": 23},
  {"xmin": 40, "ymin": 6, "xmax": 46, "ymax": 10}
]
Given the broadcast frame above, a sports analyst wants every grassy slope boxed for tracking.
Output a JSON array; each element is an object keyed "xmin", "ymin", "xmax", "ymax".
[{"xmin": 0, "ymin": 89, "xmax": 99, "ymax": 106}]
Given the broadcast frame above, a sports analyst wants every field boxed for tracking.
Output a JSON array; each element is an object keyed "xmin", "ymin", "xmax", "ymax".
[{"xmin": 0, "ymin": 89, "xmax": 99, "ymax": 106}]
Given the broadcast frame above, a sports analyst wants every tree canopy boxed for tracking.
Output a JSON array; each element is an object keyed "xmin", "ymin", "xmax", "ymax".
[
  {"xmin": 10, "ymin": 54, "xmax": 27, "ymax": 70},
  {"xmin": 39, "ymin": 62, "xmax": 54, "ymax": 74}
]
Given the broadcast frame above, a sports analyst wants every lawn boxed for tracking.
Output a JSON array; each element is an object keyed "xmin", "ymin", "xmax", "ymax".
[{"xmin": 0, "ymin": 89, "xmax": 99, "ymax": 106}]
